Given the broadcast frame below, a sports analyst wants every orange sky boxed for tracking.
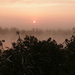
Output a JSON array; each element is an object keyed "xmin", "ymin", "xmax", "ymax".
[{"xmin": 0, "ymin": 0, "xmax": 75, "ymax": 30}]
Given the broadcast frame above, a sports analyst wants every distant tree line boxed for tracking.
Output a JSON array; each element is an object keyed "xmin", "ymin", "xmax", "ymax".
[
  {"xmin": 0, "ymin": 27, "xmax": 72, "ymax": 36},
  {"xmin": 0, "ymin": 27, "xmax": 72, "ymax": 43},
  {"xmin": 0, "ymin": 31, "xmax": 75, "ymax": 75}
]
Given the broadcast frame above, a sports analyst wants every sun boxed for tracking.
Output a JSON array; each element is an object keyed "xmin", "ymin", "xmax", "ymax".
[{"xmin": 33, "ymin": 21, "xmax": 36, "ymax": 23}]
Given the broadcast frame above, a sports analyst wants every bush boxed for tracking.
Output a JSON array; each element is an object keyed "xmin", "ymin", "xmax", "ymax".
[{"xmin": 0, "ymin": 33, "xmax": 75, "ymax": 75}]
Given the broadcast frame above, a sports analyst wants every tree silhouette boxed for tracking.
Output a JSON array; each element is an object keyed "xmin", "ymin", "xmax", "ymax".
[{"xmin": 0, "ymin": 31, "xmax": 75, "ymax": 75}]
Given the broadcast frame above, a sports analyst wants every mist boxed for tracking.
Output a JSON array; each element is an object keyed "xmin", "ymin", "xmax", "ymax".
[{"xmin": 0, "ymin": 27, "xmax": 73, "ymax": 48}]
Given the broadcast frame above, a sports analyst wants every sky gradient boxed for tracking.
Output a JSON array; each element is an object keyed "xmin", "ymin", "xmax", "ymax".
[{"xmin": 0, "ymin": 0, "xmax": 75, "ymax": 30}]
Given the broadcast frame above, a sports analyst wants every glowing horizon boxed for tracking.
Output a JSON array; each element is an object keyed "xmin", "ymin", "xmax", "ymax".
[{"xmin": 0, "ymin": 0, "xmax": 75, "ymax": 30}]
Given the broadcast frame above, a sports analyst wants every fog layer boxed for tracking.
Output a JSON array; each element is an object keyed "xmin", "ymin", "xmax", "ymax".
[{"xmin": 0, "ymin": 27, "xmax": 73, "ymax": 48}]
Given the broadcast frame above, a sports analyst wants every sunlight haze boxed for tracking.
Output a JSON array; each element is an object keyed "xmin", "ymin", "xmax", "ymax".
[{"xmin": 0, "ymin": 0, "xmax": 75, "ymax": 30}]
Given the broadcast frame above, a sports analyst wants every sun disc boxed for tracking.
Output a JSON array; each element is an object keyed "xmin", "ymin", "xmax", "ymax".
[{"xmin": 33, "ymin": 21, "xmax": 36, "ymax": 23}]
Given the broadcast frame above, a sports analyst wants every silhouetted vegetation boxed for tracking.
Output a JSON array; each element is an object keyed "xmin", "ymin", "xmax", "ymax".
[{"xmin": 0, "ymin": 30, "xmax": 75, "ymax": 75}]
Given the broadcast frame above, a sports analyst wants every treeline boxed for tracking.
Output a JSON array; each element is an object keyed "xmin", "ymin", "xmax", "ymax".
[
  {"xmin": 0, "ymin": 27, "xmax": 73, "ymax": 44},
  {"xmin": 0, "ymin": 27, "xmax": 72, "ymax": 36},
  {"xmin": 0, "ymin": 32, "xmax": 75, "ymax": 75}
]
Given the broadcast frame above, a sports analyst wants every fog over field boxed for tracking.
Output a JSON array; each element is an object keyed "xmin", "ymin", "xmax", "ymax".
[{"xmin": 0, "ymin": 27, "xmax": 73, "ymax": 48}]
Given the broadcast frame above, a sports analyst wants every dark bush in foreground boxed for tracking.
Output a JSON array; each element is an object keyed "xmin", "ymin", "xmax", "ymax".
[{"xmin": 0, "ymin": 33, "xmax": 75, "ymax": 75}]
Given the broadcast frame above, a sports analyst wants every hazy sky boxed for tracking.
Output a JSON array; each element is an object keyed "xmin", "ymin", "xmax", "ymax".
[{"xmin": 0, "ymin": 0, "xmax": 75, "ymax": 30}]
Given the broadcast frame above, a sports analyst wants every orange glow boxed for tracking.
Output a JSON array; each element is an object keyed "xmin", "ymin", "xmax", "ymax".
[{"xmin": 0, "ymin": 0, "xmax": 75, "ymax": 30}]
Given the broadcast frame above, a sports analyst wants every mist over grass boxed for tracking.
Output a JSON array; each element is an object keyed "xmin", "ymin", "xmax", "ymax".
[{"xmin": 0, "ymin": 27, "xmax": 73, "ymax": 47}]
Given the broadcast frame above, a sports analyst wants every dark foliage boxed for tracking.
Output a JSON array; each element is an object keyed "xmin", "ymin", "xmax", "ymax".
[{"xmin": 0, "ymin": 32, "xmax": 75, "ymax": 75}]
